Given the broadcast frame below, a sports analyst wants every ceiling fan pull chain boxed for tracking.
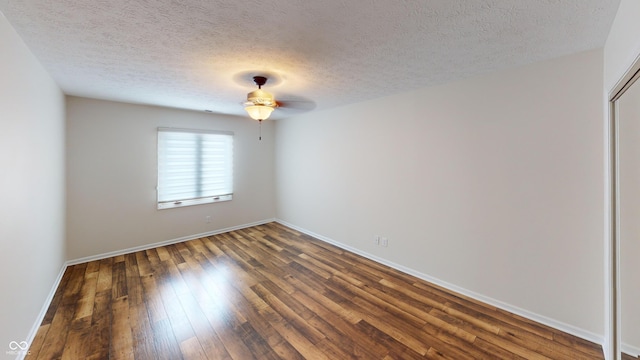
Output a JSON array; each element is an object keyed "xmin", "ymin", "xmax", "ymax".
[{"xmin": 259, "ymin": 119, "xmax": 262, "ymax": 141}]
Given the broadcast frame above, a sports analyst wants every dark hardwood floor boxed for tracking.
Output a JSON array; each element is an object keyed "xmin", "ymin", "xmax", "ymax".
[{"xmin": 27, "ymin": 222, "xmax": 604, "ymax": 359}]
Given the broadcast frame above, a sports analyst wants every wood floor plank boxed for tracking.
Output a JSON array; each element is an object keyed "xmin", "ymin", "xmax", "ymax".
[
  {"xmin": 95, "ymin": 258, "xmax": 114, "ymax": 293},
  {"xmin": 128, "ymin": 301, "xmax": 157, "ymax": 360},
  {"xmin": 74, "ymin": 269, "xmax": 98, "ymax": 320},
  {"xmin": 109, "ymin": 297, "xmax": 134, "ymax": 360},
  {"xmin": 111, "ymin": 257, "xmax": 127, "ymax": 300},
  {"xmin": 60, "ymin": 317, "xmax": 91, "ymax": 360},
  {"xmin": 132, "ymin": 251, "xmax": 153, "ymax": 277},
  {"xmin": 179, "ymin": 261, "xmax": 251, "ymax": 359},
  {"xmin": 150, "ymin": 318, "xmax": 184, "ymax": 360},
  {"xmin": 301, "ymin": 306, "xmax": 381, "ymax": 359},
  {"xmin": 40, "ymin": 266, "xmax": 73, "ymax": 326},
  {"xmin": 86, "ymin": 290, "xmax": 112, "ymax": 359},
  {"xmin": 24, "ymin": 323, "xmax": 50, "ymax": 359},
  {"xmin": 355, "ymin": 319, "xmax": 433, "ymax": 360},
  {"xmin": 140, "ymin": 267, "xmax": 170, "ymax": 325},
  {"xmin": 156, "ymin": 246, "xmax": 172, "ymax": 262},
  {"xmin": 29, "ymin": 222, "xmax": 605, "ymax": 360},
  {"xmin": 428, "ymin": 308, "xmax": 539, "ymax": 359},
  {"xmin": 553, "ymin": 330, "xmax": 608, "ymax": 359},
  {"xmin": 179, "ymin": 337, "xmax": 208, "ymax": 360},
  {"xmin": 155, "ymin": 262, "xmax": 196, "ymax": 344},
  {"xmin": 170, "ymin": 259, "xmax": 237, "ymax": 359},
  {"xmin": 198, "ymin": 252, "xmax": 299, "ymax": 356},
  {"xmin": 37, "ymin": 264, "xmax": 86, "ymax": 359},
  {"xmin": 251, "ymin": 282, "xmax": 326, "ymax": 345},
  {"xmin": 177, "ymin": 286, "xmax": 235, "ymax": 360},
  {"xmin": 285, "ymin": 273, "xmax": 363, "ymax": 325}
]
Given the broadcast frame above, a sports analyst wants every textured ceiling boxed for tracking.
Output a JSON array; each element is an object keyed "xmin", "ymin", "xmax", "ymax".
[{"xmin": 0, "ymin": 0, "xmax": 620, "ymax": 119}]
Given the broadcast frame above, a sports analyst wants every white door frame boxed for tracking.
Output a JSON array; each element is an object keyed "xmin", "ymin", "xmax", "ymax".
[{"xmin": 607, "ymin": 52, "xmax": 640, "ymax": 360}]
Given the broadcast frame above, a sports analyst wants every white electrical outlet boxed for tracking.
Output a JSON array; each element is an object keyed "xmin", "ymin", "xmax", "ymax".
[
  {"xmin": 205, "ymin": 216, "xmax": 211, "ymax": 223},
  {"xmin": 381, "ymin": 237, "xmax": 388, "ymax": 247},
  {"xmin": 374, "ymin": 235, "xmax": 380, "ymax": 245}
]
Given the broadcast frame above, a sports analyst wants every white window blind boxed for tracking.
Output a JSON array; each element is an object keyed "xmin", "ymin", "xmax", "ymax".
[{"xmin": 157, "ymin": 128, "xmax": 233, "ymax": 209}]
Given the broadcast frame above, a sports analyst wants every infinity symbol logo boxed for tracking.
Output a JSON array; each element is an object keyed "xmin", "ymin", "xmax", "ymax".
[{"xmin": 9, "ymin": 341, "xmax": 28, "ymax": 350}]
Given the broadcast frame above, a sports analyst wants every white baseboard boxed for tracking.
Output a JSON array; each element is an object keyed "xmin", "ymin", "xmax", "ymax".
[
  {"xmin": 66, "ymin": 218, "xmax": 276, "ymax": 266},
  {"xmin": 622, "ymin": 343, "xmax": 640, "ymax": 357},
  {"xmin": 19, "ymin": 263, "xmax": 67, "ymax": 360},
  {"xmin": 276, "ymin": 219, "xmax": 605, "ymax": 348}
]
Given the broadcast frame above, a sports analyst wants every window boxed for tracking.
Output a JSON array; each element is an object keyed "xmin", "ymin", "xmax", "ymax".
[{"xmin": 157, "ymin": 128, "xmax": 233, "ymax": 209}]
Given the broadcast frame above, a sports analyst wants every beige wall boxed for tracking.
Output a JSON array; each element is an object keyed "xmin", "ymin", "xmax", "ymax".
[
  {"xmin": 66, "ymin": 97, "xmax": 276, "ymax": 260},
  {"xmin": 0, "ymin": 13, "xmax": 66, "ymax": 351},
  {"xmin": 275, "ymin": 49, "xmax": 605, "ymax": 339}
]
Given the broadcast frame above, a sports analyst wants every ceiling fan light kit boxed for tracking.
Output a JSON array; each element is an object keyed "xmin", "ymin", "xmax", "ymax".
[
  {"xmin": 244, "ymin": 76, "xmax": 276, "ymax": 121},
  {"xmin": 245, "ymin": 104, "xmax": 275, "ymax": 121}
]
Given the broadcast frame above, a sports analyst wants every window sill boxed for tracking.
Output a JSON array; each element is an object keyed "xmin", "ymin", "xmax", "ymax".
[{"xmin": 157, "ymin": 194, "xmax": 232, "ymax": 210}]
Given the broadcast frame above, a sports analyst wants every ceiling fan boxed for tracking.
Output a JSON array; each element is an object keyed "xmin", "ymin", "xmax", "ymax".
[
  {"xmin": 244, "ymin": 76, "xmax": 277, "ymax": 123},
  {"xmin": 243, "ymin": 75, "xmax": 315, "ymax": 140}
]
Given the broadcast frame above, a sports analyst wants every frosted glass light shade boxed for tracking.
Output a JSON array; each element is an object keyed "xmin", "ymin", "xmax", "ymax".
[{"xmin": 245, "ymin": 105, "xmax": 275, "ymax": 120}]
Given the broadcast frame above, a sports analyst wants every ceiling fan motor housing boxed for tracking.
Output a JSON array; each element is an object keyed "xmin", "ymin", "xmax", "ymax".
[{"xmin": 246, "ymin": 89, "xmax": 277, "ymax": 107}]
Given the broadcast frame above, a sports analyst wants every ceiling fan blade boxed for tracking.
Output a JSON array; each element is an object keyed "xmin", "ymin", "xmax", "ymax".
[{"xmin": 276, "ymin": 94, "xmax": 316, "ymax": 114}]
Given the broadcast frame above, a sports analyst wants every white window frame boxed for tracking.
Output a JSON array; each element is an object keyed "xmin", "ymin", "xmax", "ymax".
[{"xmin": 157, "ymin": 127, "xmax": 234, "ymax": 209}]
